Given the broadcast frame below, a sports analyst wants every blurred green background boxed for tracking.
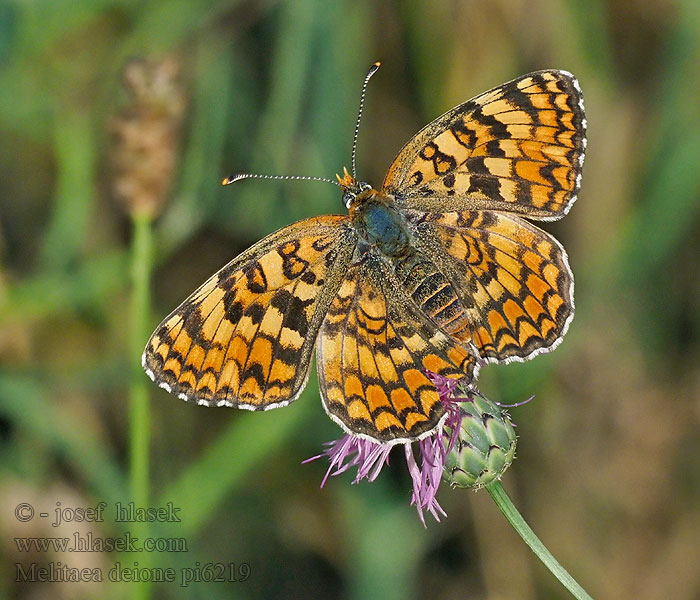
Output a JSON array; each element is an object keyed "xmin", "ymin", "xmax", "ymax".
[{"xmin": 1, "ymin": 1, "xmax": 699, "ymax": 598}]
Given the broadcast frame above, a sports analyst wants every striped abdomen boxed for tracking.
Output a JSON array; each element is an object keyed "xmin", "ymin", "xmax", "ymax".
[{"xmin": 394, "ymin": 252, "xmax": 472, "ymax": 341}]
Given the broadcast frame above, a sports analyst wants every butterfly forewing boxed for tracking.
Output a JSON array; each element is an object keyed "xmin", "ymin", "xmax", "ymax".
[
  {"xmin": 383, "ymin": 70, "xmax": 586, "ymax": 221},
  {"xmin": 143, "ymin": 216, "xmax": 356, "ymax": 409},
  {"xmin": 316, "ymin": 257, "xmax": 477, "ymax": 444}
]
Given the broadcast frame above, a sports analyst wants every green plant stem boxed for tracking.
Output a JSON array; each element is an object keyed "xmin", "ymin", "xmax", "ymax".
[
  {"xmin": 486, "ymin": 481, "xmax": 594, "ymax": 600},
  {"xmin": 129, "ymin": 211, "xmax": 154, "ymax": 600}
]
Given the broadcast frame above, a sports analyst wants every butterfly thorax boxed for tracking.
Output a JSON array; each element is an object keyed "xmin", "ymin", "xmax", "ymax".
[{"xmin": 348, "ymin": 188, "xmax": 411, "ymax": 258}]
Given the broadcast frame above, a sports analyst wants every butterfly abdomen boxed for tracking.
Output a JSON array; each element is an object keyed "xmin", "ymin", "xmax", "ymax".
[{"xmin": 394, "ymin": 252, "xmax": 471, "ymax": 340}]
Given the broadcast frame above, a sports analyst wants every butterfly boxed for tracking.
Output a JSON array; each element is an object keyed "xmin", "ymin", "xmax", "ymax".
[{"xmin": 143, "ymin": 67, "xmax": 586, "ymax": 445}]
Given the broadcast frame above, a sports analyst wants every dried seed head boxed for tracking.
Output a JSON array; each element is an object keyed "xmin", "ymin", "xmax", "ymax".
[{"xmin": 109, "ymin": 56, "xmax": 186, "ymax": 219}]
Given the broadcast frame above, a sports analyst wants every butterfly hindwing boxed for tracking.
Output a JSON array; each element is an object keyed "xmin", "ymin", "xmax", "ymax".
[
  {"xmin": 315, "ymin": 256, "xmax": 477, "ymax": 444},
  {"xmin": 414, "ymin": 209, "xmax": 573, "ymax": 362},
  {"xmin": 382, "ymin": 70, "xmax": 586, "ymax": 221},
  {"xmin": 143, "ymin": 216, "xmax": 357, "ymax": 409}
]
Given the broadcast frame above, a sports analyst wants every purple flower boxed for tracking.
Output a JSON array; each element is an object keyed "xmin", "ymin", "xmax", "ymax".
[{"xmin": 305, "ymin": 371, "xmax": 466, "ymax": 525}]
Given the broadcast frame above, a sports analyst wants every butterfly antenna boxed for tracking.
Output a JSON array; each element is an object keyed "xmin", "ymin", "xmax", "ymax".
[
  {"xmin": 224, "ymin": 62, "xmax": 381, "ymax": 189},
  {"xmin": 350, "ymin": 61, "xmax": 381, "ymax": 181},
  {"xmin": 222, "ymin": 173, "xmax": 339, "ymax": 186}
]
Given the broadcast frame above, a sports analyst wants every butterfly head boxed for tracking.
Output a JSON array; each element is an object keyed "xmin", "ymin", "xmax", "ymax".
[{"xmin": 336, "ymin": 166, "xmax": 374, "ymax": 209}]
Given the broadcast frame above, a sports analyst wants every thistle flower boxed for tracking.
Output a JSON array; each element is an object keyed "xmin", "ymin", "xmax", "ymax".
[{"xmin": 306, "ymin": 371, "xmax": 517, "ymax": 524}]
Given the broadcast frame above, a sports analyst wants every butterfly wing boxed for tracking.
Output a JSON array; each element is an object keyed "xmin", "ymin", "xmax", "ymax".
[
  {"xmin": 143, "ymin": 216, "xmax": 357, "ymax": 409},
  {"xmin": 411, "ymin": 209, "xmax": 573, "ymax": 363},
  {"xmin": 382, "ymin": 70, "xmax": 586, "ymax": 220},
  {"xmin": 316, "ymin": 255, "xmax": 477, "ymax": 444}
]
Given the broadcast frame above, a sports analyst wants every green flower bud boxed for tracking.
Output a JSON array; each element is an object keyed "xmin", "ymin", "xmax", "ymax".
[{"xmin": 443, "ymin": 394, "xmax": 517, "ymax": 489}]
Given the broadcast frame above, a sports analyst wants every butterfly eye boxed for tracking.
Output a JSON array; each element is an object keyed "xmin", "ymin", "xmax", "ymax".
[
  {"xmin": 342, "ymin": 191, "xmax": 355, "ymax": 208},
  {"xmin": 359, "ymin": 181, "xmax": 372, "ymax": 192}
]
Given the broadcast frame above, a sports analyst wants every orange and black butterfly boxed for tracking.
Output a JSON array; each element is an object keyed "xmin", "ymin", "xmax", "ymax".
[{"xmin": 143, "ymin": 66, "xmax": 586, "ymax": 445}]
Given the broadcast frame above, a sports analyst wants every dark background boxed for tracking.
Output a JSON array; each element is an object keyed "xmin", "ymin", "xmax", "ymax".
[{"xmin": 1, "ymin": 1, "xmax": 699, "ymax": 599}]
